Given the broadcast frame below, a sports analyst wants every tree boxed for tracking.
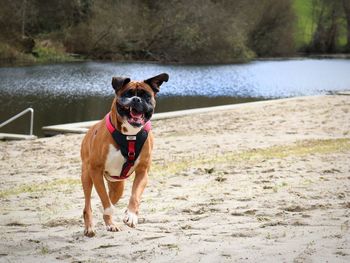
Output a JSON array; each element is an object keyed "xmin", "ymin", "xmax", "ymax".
[
  {"xmin": 248, "ymin": 0, "xmax": 296, "ymax": 57},
  {"xmin": 1, "ymin": 0, "xmax": 304, "ymax": 63},
  {"xmin": 310, "ymin": 0, "xmax": 345, "ymax": 53},
  {"xmin": 343, "ymin": 0, "xmax": 350, "ymax": 51}
]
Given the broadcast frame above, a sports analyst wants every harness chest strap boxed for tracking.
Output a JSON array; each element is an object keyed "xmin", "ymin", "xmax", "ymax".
[{"xmin": 105, "ymin": 112, "xmax": 151, "ymax": 180}]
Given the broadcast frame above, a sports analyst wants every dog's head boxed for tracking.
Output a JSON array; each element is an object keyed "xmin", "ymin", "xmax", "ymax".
[{"xmin": 111, "ymin": 73, "xmax": 169, "ymax": 130}]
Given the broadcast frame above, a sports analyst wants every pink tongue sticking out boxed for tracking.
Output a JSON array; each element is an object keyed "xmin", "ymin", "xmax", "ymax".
[{"xmin": 130, "ymin": 109, "xmax": 143, "ymax": 119}]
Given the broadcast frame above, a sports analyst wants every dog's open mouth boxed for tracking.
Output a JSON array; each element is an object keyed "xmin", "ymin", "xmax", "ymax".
[
  {"xmin": 126, "ymin": 107, "xmax": 145, "ymax": 126},
  {"xmin": 117, "ymin": 99, "xmax": 153, "ymax": 128}
]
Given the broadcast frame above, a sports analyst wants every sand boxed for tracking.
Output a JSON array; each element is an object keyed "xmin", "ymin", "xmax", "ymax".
[{"xmin": 0, "ymin": 95, "xmax": 349, "ymax": 262}]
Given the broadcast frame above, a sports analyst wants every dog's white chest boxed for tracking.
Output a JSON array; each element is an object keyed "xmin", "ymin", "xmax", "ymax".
[
  {"xmin": 104, "ymin": 144, "xmax": 138, "ymax": 181},
  {"xmin": 105, "ymin": 144, "xmax": 125, "ymax": 177}
]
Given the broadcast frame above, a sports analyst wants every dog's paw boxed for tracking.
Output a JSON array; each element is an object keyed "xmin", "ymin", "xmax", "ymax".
[
  {"xmin": 84, "ymin": 227, "xmax": 96, "ymax": 237},
  {"xmin": 106, "ymin": 224, "xmax": 121, "ymax": 232},
  {"xmin": 123, "ymin": 209, "xmax": 138, "ymax": 228}
]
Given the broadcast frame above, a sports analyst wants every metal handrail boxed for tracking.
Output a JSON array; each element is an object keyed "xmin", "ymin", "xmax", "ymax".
[{"xmin": 0, "ymin": 108, "xmax": 34, "ymax": 135}]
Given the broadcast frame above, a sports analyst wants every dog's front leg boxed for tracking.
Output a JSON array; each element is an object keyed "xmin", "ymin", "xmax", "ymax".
[
  {"xmin": 90, "ymin": 166, "xmax": 120, "ymax": 232},
  {"xmin": 124, "ymin": 170, "xmax": 148, "ymax": 228}
]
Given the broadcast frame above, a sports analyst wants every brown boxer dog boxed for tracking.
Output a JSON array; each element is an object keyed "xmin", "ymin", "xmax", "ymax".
[{"xmin": 80, "ymin": 73, "xmax": 169, "ymax": 237}]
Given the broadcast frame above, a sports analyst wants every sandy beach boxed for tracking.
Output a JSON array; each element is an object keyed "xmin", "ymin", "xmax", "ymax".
[{"xmin": 0, "ymin": 95, "xmax": 349, "ymax": 262}]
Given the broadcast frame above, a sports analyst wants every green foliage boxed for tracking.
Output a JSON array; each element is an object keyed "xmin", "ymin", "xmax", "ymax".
[
  {"xmin": 64, "ymin": 0, "xmax": 293, "ymax": 63},
  {"xmin": 294, "ymin": 0, "xmax": 315, "ymax": 48},
  {"xmin": 33, "ymin": 40, "xmax": 77, "ymax": 63},
  {"xmin": 249, "ymin": 0, "xmax": 296, "ymax": 57},
  {"xmin": 0, "ymin": 0, "xmax": 349, "ymax": 65},
  {"xmin": 294, "ymin": 0, "xmax": 349, "ymax": 53},
  {"xmin": 0, "ymin": 39, "xmax": 79, "ymax": 66},
  {"xmin": 0, "ymin": 42, "xmax": 35, "ymax": 65}
]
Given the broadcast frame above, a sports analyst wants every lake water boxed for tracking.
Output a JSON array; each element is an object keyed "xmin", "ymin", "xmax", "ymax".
[{"xmin": 1, "ymin": 59, "xmax": 349, "ymax": 136}]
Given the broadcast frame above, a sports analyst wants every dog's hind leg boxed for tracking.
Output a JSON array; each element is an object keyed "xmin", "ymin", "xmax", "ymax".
[{"xmin": 81, "ymin": 162, "xmax": 95, "ymax": 237}]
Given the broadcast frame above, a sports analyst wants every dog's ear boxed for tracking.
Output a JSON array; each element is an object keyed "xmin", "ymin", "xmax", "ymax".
[
  {"xmin": 111, "ymin": 77, "xmax": 130, "ymax": 93},
  {"xmin": 144, "ymin": 73, "xmax": 169, "ymax": 93}
]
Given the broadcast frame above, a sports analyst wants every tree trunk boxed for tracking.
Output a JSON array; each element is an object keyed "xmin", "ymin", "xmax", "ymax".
[
  {"xmin": 343, "ymin": 0, "xmax": 350, "ymax": 51},
  {"xmin": 21, "ymin": 0, "xmax": 27, "ymax": 38},
  {"xmin": 327, "ymin": 5, "xmax": 338, "ymax": 53}
]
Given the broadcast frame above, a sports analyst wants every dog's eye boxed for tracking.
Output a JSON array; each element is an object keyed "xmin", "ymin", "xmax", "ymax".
[
  {"xmin": 123, "ymin": 90, "xmax": 134, "ymax": 97},
  {"xmin": 138, "ymin": 90, "xmax": 151, "ymax": 100}
]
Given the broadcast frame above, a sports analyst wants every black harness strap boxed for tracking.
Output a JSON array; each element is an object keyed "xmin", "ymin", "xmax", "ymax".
[{"xmin": 105, "ymin": 113, "xmax": 150, "ymax": 180}]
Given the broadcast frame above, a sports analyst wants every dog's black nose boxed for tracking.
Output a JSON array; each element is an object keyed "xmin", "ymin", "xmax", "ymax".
[{"xmin": 132, "ymin": 97, "xmax": 141, "ymax": 103}]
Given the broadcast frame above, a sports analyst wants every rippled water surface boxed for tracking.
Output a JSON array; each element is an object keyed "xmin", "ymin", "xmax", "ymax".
[{"xmin": 1, "ymin": 59, "xmax": 349, "ymax": 136}]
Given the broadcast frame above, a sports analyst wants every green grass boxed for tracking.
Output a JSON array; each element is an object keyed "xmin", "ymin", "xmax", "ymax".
[
  {"xmin": 0, "ymin": 178, "xmax": 80, "ymax": 198},
  {"xmin": 152, "ymin": 138, "xmax": 350, "ymax": 177},
  {"xmin": 1, "ymin": 138, "xmax": 349, "ymax": 198}
]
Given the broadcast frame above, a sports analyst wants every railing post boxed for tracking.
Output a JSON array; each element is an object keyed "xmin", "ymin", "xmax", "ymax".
[
  {"xmin": 0, "ymin": 108, "xmax": 35, "ymax": 136},
  {"xmin": 29, "ymin": 108, "xmax": 34, "ymax": 136}
]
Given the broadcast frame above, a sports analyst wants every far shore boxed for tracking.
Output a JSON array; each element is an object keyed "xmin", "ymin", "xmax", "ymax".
[
  {"xmin": 0, "ymin": 94, "xmax": 349, "ymax": 262},
  {"xmin": 1, "ymin": 53, "xmax": 350, "ymax": 68}
]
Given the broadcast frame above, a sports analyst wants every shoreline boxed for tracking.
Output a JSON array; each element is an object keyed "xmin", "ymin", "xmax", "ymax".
[
  {"xmin": 1, "ymin": 53, "xmax": 350, "ymax": 68},
  {"xmin": 41, "ymin": 95, "xmax": 327, "ymax": 136},
  {"xmin": 0, "ymin": 95, "xmax": 349, "ymax": 262}
]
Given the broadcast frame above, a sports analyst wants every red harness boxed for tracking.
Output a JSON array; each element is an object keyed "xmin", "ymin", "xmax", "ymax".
[{"xmin": 105, "ymin": 112, "xmax": 151, "ymax": 180}]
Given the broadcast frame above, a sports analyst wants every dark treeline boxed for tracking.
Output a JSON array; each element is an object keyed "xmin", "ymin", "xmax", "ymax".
[{"xmin": 0, "ymin": 0, "xmax": 349, "ymax": 64}]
